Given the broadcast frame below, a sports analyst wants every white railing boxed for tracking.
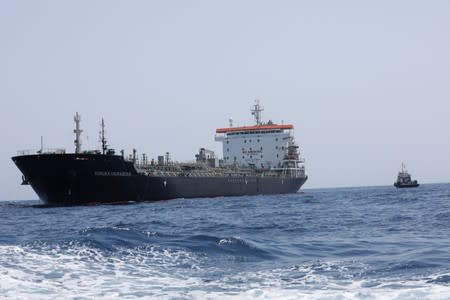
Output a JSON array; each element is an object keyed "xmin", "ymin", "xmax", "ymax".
[{"xmin": 17, "ymin": 148, "xmax": 66, "ymax": 156}]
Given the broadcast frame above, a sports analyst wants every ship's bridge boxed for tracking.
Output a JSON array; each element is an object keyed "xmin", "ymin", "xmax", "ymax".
[
  {"xmin": 215, "ymin": 124, "xmax": 293, "ymax": 134},
  {"xmin": 214, "ymin": 100, "xmax": 303, "ymax": 170},
  {"xmin": 215, "ymin": 123, "xmax": 297, "ymax": 170}
]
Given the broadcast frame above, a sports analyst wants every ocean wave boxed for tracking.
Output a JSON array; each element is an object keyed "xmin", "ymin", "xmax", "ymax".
[
  {"xmin": 176, "ymin": 235, "xmax": 275, "ymax": 261},
  {"xmin": 1, "ymin": 244, "xmax": 449, "ymax": 300},
  {"xmin": 2, "ymin": 184, "xmax": 450, "ymax": 299},
  {"xmin": 427, "ymin": 274, "xmax": 450, "ymax": 285}
]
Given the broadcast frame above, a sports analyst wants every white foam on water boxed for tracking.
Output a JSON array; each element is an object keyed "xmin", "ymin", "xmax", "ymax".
[
  {"xmin": 1, "ymin": 245, "xmax": 450, "ymax": 300},
  {"xmin": 0, "ymin": 244, "xmax": 204, "ymax": 299}
]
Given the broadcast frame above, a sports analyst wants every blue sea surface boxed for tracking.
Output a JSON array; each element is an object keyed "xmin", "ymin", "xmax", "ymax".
[{"xmin": 1, "ymin": 184, "xmax": 450, "ymax": 299}]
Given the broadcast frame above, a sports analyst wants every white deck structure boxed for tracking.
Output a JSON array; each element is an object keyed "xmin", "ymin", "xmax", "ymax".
[{"xmin": 215, "ymin": 101, "xmax": 304, "ymax": 171}]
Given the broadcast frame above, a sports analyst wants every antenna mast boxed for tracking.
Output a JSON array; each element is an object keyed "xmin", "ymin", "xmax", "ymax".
[
  {"xmin": 74, "ymin": 112, "xmax": 82, "ymax": 154},
  {"xmin": 251, "ymin": 99, "xmax": 264, "ymax": 125},
  {"xmin": 229, "ymin": 117, "xmax": 233, "ymax": 127},
  {"xmin": 100, "ymin": 118, "xmax": 108, "ymax": 154}
]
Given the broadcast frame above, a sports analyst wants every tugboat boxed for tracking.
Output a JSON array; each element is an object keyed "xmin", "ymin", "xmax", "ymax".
[{"xmin": 394, "ymin": 163, "xmax": 419, "ymax": 188}]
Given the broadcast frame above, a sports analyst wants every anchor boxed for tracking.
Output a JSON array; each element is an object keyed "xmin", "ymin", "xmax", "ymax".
[{"xmin": 21, "ymin": 175, "xmax": 29, "ymax": 185}]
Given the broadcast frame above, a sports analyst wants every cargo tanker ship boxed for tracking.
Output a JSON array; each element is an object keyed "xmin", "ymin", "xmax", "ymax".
[{"xmin": 12, "ymin": 101, "xmax": 307, "ymax": 205}]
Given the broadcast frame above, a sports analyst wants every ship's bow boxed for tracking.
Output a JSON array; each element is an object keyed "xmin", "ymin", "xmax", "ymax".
[{"xmin": 12, "ymin": 154, "xmax": 138, "ymax": 205}]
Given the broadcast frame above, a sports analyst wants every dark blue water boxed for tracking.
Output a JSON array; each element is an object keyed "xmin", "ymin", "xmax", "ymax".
[{"xmin": 1, "ymin": 184, "xmax": 450, "ymax": 299}]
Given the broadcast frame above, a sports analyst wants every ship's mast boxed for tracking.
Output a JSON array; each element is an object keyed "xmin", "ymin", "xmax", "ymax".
[
  {"xmin": 74, "ymin": 112, "xmax": 82, "ymax": 154},
  {"xmin": 251, "ymin": 99, "xmax": 264, "ymax": 125},
  {"xmin": 100, "ymin": 118, "xmax": 107, "ymax": 154}
]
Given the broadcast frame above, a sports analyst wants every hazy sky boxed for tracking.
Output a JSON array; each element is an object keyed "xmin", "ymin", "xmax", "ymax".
[{"xmin": 1, "ymin": 1, "xmax": 449, "ymax": 200}]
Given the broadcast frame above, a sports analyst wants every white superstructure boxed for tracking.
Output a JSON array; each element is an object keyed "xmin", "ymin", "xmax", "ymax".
[{"xmin": 215, "ymin": 101, "xmax": 305, "ymax": 171}]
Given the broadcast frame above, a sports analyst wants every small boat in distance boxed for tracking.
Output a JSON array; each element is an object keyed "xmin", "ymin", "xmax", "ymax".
[{"xmin": 394, "ymin": 163, "xmax": 419, "ymax": 188}]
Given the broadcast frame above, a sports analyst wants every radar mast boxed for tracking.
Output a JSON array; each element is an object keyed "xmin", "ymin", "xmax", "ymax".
[
  {"xmin": 251, "ymin": 99, "xmax": 264, "ymax": 125},
  {"xmin": 74, "ymin": 112, "xmax": 82, "ymax": 154},
  {"xmin": 100, "ymin": 118, "xmax": 108, "ymax": 154}
]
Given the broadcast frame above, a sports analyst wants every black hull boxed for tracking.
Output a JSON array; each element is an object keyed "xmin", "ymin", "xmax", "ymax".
[
  {"xmin": 394, "ymin": 183, "xmax": 419, "ymax": 188},
  {"xmin": 12, "ymin": 154, "xmax": 307, "ymax": 205}
]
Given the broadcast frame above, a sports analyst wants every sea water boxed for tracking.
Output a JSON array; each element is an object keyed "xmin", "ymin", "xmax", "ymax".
[{"xmin": 1, "ymin": 184, "xmax": 450, "ymax": 299}]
